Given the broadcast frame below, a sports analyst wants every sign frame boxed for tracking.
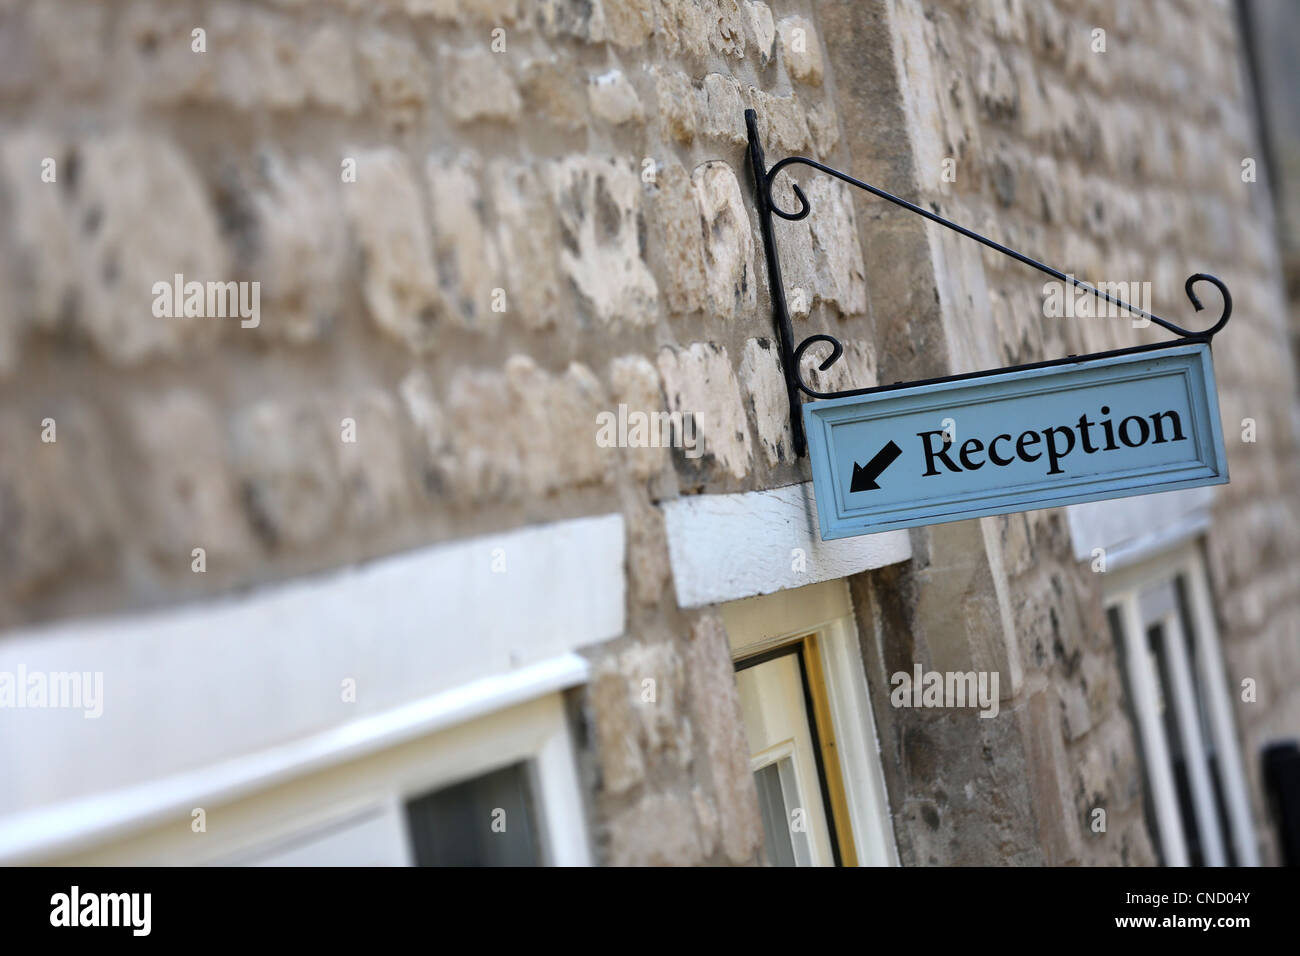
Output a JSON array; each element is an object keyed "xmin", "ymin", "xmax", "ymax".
[{"xmin": 802, "ymin": 343, "xmax": 1229, "ymax": 540}]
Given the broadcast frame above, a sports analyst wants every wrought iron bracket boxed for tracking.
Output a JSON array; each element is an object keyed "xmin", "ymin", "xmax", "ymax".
[{"xmin": 743, "ymin": 108, "xmax": 1233, "ymax": 458}]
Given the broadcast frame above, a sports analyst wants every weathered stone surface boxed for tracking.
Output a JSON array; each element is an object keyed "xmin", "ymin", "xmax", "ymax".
[
  {"xmin": 768, "ymin": 176, "xmax": 815, "ymax": 320},
  {"xmin": 623, "ymin": 639, "xmax": 691, "ymax": 760},
  {"xmin": 31, "ymin": 1, "xmax": 106, "ymax": 96},
  {"xmin": 231, "ymin": 398, "xmax": 342, "ymax": 549},
  {"xmin": 437, "ymin": 366, "xmax": 521, "ymax": 504},
  {"xmin": 300, "ymin": 24, "xmax": 362, "ymax": 113},
  {"xmin": 520, "ymin": 56, "xmax": 587, "ymax": 131},
  {"xmin": 699, "ymin": 73, "xmax": 747, "ymax": 144},
  {"xmin": 438, "ymin": 0, "xmax": 522, "ymax": 24},
  {"xmin": 588, "ymin": 69, "xmax": 642, "ymax": 125},
  {"xmin": 535, "ymin": 0, "xmax": 607, "ymax": 43},
  {"xmin": 0, "ymin": 5, "xmax": 35, "ymax": 98},
  {"xmin": 397, "ymin": 368, "xmax": 455, "ymax": 502},
  {"xmin": 1020, "ymin": 688, "xmax": 1083, "ymax": 865},
  {"xmin": 127, "ymin": 390, "xmax": 251, "ymax": 563},
  {"xmin": 777, "ymin": 15, "xmax": 824, "ymax": 85},
  {"xmin": 624, "ymin": 492, "xmax": 673, "ymax": 606},
  {"xmin": 426, "ymin": 154, "xmax": 502, "ymax": 333},
  {"xmin": 0, "ymin": 287, "xmax": 15, "ymax": 378},
  {"xmin": 651, "ymin": 67, "xmax": 696, "ymax": 144},
  {"xmin": 0, "ymin": 406, "xmax": 117, "ymax": 597},
  {"xmin": 739, "ymin": 337, "xmax": 792, "ymax": 465},
  {"xmin": 405, "ymin": 355, "xmax": 610, "ymax": 505},
  {"xmin": 253, "ymin": 157, "xmax": 348, "ymax": 343},
  {"xmin": 603, "ymin": 0, "xmax": 654, "ymax": 48},
  {"xmin": 657, "ymin": 343, "xmax": 753, "ymax": 482},
  {"xmin": 344, "ymin": 149, "xmax": 442, "ymax": 352},
  {"xmin": 332, "ymin": 389, "xmax": 413, "ymax": 530},
  {"xmin": 503, "ymin": 356, "xmax": 609, "ymax": 496},
  {"xmin": 806, "ymin": 100, "xmax": 840, "ymax": 156},
  {"xmin": 690, "ymin": 161, "xmax": 756, "ymax": 321},
  {"xmin": 711, "ymin": 0, "xmax": 747, "ymax": 58},
  {"xmin": 442, "ymin": 46, "xmax": 521, "ymax": 124},
  {"xmin": 686, "ymin": 614, "xmax": 762, "ymax": 864},
  {"xmin": 743, "ymin": 1, "xmax": 775, "ymax": 66},
  {"xmin": 489, "ymin": 160, "xmax": 563, "ymax": 330},
  {"xmin": 357, "ymin": 29, "xmax": 430, "ymax": 126},
  {"xmin": 0, "ymin": 131, "xmax": 76, "ymax": 333},
  {"xmin": 208, "ymin": 7, "xmax": 311, "ymax": 112},
  {"xmin": 605, "ymin": 791, "xmax": 705, "ymax": 866},
  {"xmin": 589, "ymin": 658, "xmax": 648, "ymax": 795},
  {"xmin": 651, "ymin": 0, "xmax": 710, "ymax": 58},
  {"xmin": 647, "ymin": 161, "xmax": 707, "ymax": 315},
  {"xmin": 551, "ymin": 156, "xmax": 659, "ymax": 327},
  {"xmin": 747, "ymin": 86, "xmax": 810, "ymax": 153},
  {"xmin": 691, "ymin": 785, "xmax": 721, "ymax": 858},
  {"xmin": 805, "ymin": 176, "xmax": 868, "ymax": 315},
  {"xmin": 607, "ymin": 354, "xmax": 669, "ymax": 481},
  {"xmin": 73, "ymin": 133, "xmax": 227, "ymax": 364},
  {"xmin": 115, "ymin": 3, "xmax": 216, "ymax": 104}
]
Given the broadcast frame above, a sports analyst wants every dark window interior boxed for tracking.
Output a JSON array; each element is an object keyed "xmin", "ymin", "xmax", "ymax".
[{"xmin": 404, "ymin": 762, "xmax": 541, "ymax": 866}]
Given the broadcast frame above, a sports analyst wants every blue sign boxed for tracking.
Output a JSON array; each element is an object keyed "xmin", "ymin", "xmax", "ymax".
[{"xmin": 803, "ymin": 343, "xmax": 1229, "ymax": 540}]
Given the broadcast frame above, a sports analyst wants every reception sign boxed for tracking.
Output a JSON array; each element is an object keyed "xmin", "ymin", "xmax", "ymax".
[{"xmin": 803, "ymin": 343, "xmax": 1228, "ymax": 540}]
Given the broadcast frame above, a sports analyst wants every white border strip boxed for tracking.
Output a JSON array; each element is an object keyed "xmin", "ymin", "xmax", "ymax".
[
  {"xmin": 0, "ymin": 654, "xmax": 590, "ymax": 864},
  {"xmin": 1066, "ymin": 486, "xmax": 1213, "ymax": 569},
  {"xmin": 661, "ymin": 482, "xmax": 911, "ymax": 608},
  {"xmin": 0, "ymin": 513, "xmax": 624, "ymax": 827}
]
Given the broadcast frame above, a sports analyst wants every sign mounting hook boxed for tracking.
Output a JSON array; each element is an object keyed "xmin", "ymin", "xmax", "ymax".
[{"xmin": 743, "ymin": 107, "xmax": 1233, "ymax": 458}]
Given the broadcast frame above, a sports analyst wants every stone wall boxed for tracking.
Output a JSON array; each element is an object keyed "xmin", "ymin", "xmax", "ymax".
[
  {"xmin": 0, "ymin": 0, "xmax": 1294, "ymax": 865},
  {"xmin": 848, "ymin": 0, "xmax": 1300, "ymax": 864},
  {"xmin": 0, "ymin": 0, "xmax": 867, "ymax": 867}
]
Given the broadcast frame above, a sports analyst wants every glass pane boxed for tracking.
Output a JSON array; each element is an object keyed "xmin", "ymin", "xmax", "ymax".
[
  {"xmin": 1105, "ymin": 605, "xmax": 1125, "ymax": 645},
  {"xmin": 1108, "ymin": 604, "xmax": 1166, "ymax": 864},
  {"xmin": 735, "ymin": 649, "xmax": 838, "ymax": 865},
  {"xmin": 754, "ymin": 761, "xmax": 798, "ymax": 867},
  {"xmin": 1147, "ymin": 622, "xmax": 1203, "ymax": 866},
  {"xmin": 1174, "ymin": 574, "xmax": 1238, "ymax": 865},
  {"xmin": 404, "ymin": 762, "xmax": 541, "ymax": 866}
]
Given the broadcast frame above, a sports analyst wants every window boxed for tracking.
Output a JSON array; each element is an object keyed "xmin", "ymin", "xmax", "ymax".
[
  {"xmin": 405, "ymin": 763, "xmax": 542, "ymax": 866},
  {"xmin": 218, "ymin": 691, "xmax": 590, "ymax": 867},
  {"xmin": 722, "ymin": 580, "xmax": 897, "ymax": 867},
  {"xmin": 52, "ymin": 671, "xmax": 592, "ymax": 866},
  {"xmin": 737, "ymin": 641, "xmax": 846, "ymax": 865},
  {"xmin": 1104, "ymin": 542, "xmax": 1258, "ymax": 866}
]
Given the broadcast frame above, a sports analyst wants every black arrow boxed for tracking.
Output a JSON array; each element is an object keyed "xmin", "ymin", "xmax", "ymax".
[{"xmin": 850, "ymin": 440, "xmax": 903, "ymax": 492}]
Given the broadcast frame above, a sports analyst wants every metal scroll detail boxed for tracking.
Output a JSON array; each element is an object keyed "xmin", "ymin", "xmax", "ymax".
[{"xmin": 743, "ymin": 108, "xmax": 1233, "ymax": 457}]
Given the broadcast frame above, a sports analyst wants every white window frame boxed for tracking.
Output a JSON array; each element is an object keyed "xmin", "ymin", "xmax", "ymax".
[
  {"xmin": 1103, "ymin": 540, "xmax": 1258, "ymax": 866},
  {"xmin": 0, "ymin": 513, "xmax": 624, "ymax": 865},
  {"xmin": 750, "ymin": 739, "xmax": 824, "ymax": 867},
  {"xmin": 42, "ymin": 671, "xmax": 592, "ymax": 866},
  {"xmin": 722, "ymin": 579, "xmax": 898, "ymax": 866}
]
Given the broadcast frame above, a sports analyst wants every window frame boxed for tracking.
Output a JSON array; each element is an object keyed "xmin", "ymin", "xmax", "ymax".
[
  {"xmin": 1103, "ymin": 540, "xmax": 1258, "ymax": 866},
  {"xmin": 737, "ymin": 642, "xmax": 842, "ymax": 865},
  {"xmin": 45, "ymin": 670, "xmax": 592, "ymax": 866},
  {"xmin": 722, "ymin": 579, "xmax": 898, "ymax": 867}
]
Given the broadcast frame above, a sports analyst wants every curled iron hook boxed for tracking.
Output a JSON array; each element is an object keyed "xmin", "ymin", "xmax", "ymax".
[
  {"xmin": 1179, "ymin": 273, "xmax": 1232, "ymax": 338},
  {"xmin": 791, "ymin": 334, "xmax": 846, "ymax": 399}
]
